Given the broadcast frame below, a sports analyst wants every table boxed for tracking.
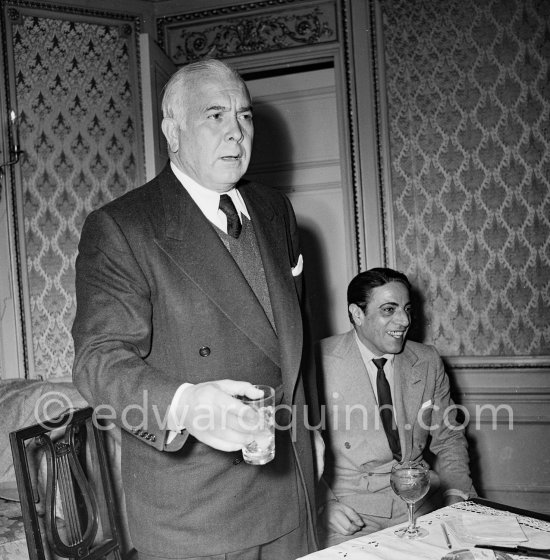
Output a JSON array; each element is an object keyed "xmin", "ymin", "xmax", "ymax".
[{"xmin": 298, "ymin": 501, "xmax": 550, "ymax": 560}]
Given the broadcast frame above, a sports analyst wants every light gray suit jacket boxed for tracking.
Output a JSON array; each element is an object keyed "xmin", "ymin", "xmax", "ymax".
[{"xmin": 317, "ymin": 330, "xmax": 474, "ymax": 518}]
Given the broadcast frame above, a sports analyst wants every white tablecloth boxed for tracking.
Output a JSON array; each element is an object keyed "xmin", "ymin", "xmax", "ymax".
[{"xmin": 298, "ymin": 502, "xmax": 550, "ymax": 560}]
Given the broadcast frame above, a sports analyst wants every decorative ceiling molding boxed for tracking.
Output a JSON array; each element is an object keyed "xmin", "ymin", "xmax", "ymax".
[
  {"xmin": 2, "ymin": 0, "xmax": 141, "ymax": 27},
  {"xmin": 156, "ymin": 0, "xmax": 337, "ymax": 64}
]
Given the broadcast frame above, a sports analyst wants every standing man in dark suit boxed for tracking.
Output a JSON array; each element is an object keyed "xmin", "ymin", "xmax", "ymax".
[
  {"xmin": 316, "ymin": 268, "xmax": 475, "ymax": 547},
  {"xmin": 72, "ymin": 58, "xmax": 319, "ymax": 560}
]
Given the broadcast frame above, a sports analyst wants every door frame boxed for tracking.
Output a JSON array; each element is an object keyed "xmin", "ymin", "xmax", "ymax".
[
  {"xmin": 0, "ymin": 0, "xmax": 392, "ymax": 379},
  {"xmin": 154, "ymin": 0, "xmax": 393, "ymax": 273}
]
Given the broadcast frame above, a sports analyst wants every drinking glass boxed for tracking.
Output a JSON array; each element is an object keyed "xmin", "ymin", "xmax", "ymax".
[
  {"xmin": 390, "ymin": 460, "xmax": 431, "ymax": 538},
  {"xmin": 239, "ymin": 385, "xmax": 275, "ymax": 465}
]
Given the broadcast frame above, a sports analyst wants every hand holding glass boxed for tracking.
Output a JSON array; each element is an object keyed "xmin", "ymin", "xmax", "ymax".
[
  {"xmin": 239, "ymin": 385, "xmax": 275, "ymax": 465},
  {"xmin": 390, "ymin": 460, "xmax": 430, "ymax": 538}
]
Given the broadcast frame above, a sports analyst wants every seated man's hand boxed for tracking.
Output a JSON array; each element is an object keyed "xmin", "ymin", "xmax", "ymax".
[
  {"xmin": 320, "ymin": 500, "xmax": 365, "ymax": 536},
  {"xmin": 445, "ymin": 494, "xmax": 466, "ymax": 506},
  {"xmin": 174, "ymin": 380, "xmax": 264, "ymax": 452}
]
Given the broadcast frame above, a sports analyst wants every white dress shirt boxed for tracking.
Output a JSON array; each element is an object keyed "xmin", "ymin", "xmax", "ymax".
[
  {"xmin": 353, "ymin": 331, "xmax": 396, "ymax": 411},
  {"xmin": 170, "ymin": 162, "xmax": 250, "ymax": 232}
]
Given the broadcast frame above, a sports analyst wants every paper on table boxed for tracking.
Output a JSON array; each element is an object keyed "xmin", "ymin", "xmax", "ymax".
[
  {"xmin": 522, "ymin": 525, "xmax": 550, "ymax": 550},
  {"xmin": 446, "ymin": 513, "xmax": 528, "ymax": 546}
]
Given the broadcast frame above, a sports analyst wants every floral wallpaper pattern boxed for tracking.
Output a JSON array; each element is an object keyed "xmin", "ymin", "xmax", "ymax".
[
  {"xmin": 12, "ymin": 12, "xmax": 142, "ymax": 378},
  {"xmin": 382, "ymin": 0, "xmax": 550, "ymax": 356}
]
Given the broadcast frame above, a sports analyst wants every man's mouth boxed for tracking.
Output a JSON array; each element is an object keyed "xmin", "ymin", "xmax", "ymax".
[
  {"xmin": 387, "ymin": 330, "xmax": 406, "ymax": 339},
  {"xmin": 221, "ymin": 155, "xmax": 241, "ymax": 161}
]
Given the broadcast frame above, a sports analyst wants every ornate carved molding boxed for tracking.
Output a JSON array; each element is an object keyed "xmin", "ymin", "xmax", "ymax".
[
  {"xmin": 340, "ymin": 0, "xmax": 362, "ymax": 271},
  {"xmin": 157, "ymin": 0, "xmax": 337, "ymax": 64},
  {"xmin": 1, "ymin": 0, "xmax": 141, "ymax": 28},
  {"xmin": 447, "ymin": 354, "xmax": 550, "ymax": 370},
  {"xmin": 6, "ymin": 7, "xmax": 22, "ymax": 23},
  {"xmin": 368, "ymin": 0, "xmax": 387, "ymax": 268}
]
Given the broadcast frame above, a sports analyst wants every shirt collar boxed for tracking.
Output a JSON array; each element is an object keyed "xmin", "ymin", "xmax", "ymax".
[
  {"xmin": 170, "ymin": 162, "xmax": 250, "ymax": 222},
  {"xmin": 353, "ymin": 330, "xmax": 395, "ymax": 366}
]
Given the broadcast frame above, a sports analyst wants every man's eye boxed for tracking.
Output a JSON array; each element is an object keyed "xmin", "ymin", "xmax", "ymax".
[
  {"xmin": 208, "ymin": 113, "xmax": 222, "ymax": 120},
  {"xmin": 381, "ymin": 306, "xmax": 395, "ymax": 314},
  {"xmin": 240, "ymin": 113, "xmax": 253, "ymax": 121}
]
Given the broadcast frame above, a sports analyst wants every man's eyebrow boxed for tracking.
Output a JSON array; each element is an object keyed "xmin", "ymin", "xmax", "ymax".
[
  {"xmin": 204, "ymin": 105, "xmax": 253, "ymax": 113},
  {"xmin": 378, "ymin": 301, "xmax": 411, "ymax": 308},
  {"xmin": 205, "ymin": 104, "xmax": 229, "ymax": 112}
]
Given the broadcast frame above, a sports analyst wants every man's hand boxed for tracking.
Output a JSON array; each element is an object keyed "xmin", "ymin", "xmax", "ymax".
[
  {"xmin": 174, "ymin": 380, "xmax": 264, "ymax": 451},
  {"xmin": 444, "ymin": 494, "xmax": 466, "ymax": 506},
  {"xmin": 320, "ymin": 500, "xmax": 365, "ymax": 536}
]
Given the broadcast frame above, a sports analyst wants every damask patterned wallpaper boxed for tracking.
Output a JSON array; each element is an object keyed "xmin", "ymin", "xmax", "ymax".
[
  {"xmin": 12, "ymin": 12, "xmax": 142, "ymax": 378},
  {"xmin": 381, "ymin": 0, "xmax": 550, "ymax": 356}
]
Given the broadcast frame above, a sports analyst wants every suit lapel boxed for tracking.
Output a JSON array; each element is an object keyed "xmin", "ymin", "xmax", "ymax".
[
  {"xmin": 332, "ymin": 332, "xmax": 397, "ymax": 463},
  {"xmin": 394, "ymin": 344, "xmax": 426, "ymax": 459},
  {"xmin": 332, "ymin": 332, "xmax": 378, "ymax": 410},
  {"xmin": 241, "ymin": 185, "xmax": 303, "ymax": 402},
  {"xmin": 153, "ymin": 168, "xmax": 280, "ymax": 366}
]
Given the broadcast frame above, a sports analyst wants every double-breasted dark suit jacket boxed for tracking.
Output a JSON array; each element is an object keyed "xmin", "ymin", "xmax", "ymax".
[
  {"xmin": 317, "ymin": 331, "xmax": 475, "ymax": 519},
  {"xmin": 72, "ymin": 165, "xmax": 318, "ymax": 557}
]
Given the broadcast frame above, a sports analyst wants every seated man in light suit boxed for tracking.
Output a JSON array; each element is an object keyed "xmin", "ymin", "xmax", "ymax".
[{"xmin": 316, "ymin": 268, "xmax": 476, "ymax": 547}]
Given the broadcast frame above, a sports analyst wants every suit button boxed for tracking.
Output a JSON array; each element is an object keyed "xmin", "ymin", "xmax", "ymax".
[
  {"xmin": 199, "ymin": 346, "xmax": 211, "ymax": 357},
  {"xmin": 344, "ymin": 442, "xmax": 351, "ymax": 449}
]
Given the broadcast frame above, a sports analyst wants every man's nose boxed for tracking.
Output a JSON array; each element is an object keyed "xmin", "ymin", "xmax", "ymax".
[
  {"xmin": 225, "ymin": 115, "xmax": 244, "ymax": 143},
  {"xmin": 395, "ymin": 308, "xmax": 410, "ymax": 326}
]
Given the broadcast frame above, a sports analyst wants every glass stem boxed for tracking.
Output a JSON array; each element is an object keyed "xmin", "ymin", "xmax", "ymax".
[{"xmin": 406, "ymin": 502, "xmax": 416, "ymax": 535}]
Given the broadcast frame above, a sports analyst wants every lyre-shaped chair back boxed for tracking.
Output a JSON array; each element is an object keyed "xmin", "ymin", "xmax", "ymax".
[{"xmin": 10, "ymin": 407, "xmax": 122, "ymax": 560}]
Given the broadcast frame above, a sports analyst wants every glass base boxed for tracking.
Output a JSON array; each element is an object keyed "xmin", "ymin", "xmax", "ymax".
[
  {"xmin": 394, "ymin": 526, "xmax": 429, "ymax": 539},
  {"xmin": 242, "ymin": 449, "xmax": 275, "ymax": 465}
]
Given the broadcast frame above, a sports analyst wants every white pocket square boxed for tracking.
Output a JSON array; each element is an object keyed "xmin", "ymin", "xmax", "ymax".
[
  {"xmin": 421, "ymin": 399, "xmax": 433, "ymax": 409},
  {"xmin": 291, "ymin": 254, "xmax": 303, "ymax": 277}
]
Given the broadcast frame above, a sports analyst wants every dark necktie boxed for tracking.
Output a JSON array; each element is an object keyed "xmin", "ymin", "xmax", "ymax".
[
  {"xmin": 219, "ymin": 194, "xmax": 242, "ymax": 239},
  {"xmin": 373, "ymin": 357, "xmax": 402, "ymax": 461}
]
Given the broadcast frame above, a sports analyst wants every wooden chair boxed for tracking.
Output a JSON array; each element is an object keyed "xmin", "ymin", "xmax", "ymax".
[{"xmin": 10, "ymin": 407, "xmax": 123, "ymax": 560}]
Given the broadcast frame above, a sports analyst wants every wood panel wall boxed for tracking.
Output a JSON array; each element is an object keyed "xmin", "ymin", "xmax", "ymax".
[{"xmin": 448, "ymin": 360, "xmax": 550, "ymax": 514}]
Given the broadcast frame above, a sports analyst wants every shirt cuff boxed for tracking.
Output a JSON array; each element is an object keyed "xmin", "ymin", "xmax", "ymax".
[
  {"xmin": 165, "ymin": 382, "xmax": 193, "ymax": 444},
  {"xmin": 444, "ymin": 489, "xmax": 470, "ymax": 500}
]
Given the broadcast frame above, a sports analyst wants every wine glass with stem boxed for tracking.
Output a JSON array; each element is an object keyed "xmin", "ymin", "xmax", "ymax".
[{"xmin": 390, "ymin": 460, "xmax": 431, "ymax": 538}]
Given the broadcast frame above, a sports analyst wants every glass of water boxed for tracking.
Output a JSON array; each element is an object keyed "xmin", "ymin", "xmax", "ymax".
[
  {"xmin": 390, "ymin": 460, "xmax": 431, "ymax": 538},
  {"xmin": 240, "ymin": 385, "xmax": 275, "ymax": 465}
]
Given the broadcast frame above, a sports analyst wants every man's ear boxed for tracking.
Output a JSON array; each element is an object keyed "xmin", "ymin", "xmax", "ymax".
[
  {"xmin": 349, "ymin": 304, "xmax": 363, "ymax": 326},
  {"xmin": 161, "ymin": 117, "xmax": 179, "ymax": 153}
]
